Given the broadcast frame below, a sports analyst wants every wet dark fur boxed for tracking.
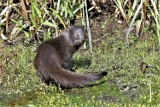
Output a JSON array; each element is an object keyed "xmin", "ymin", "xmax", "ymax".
[{"xmin": 34, "ymin": 26, "xmax": 107, "ymax": 89}]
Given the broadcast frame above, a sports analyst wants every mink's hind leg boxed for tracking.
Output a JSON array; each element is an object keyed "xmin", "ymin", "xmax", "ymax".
[{"xmin": 36, "ymin": 69, "xmax": 51, "ymax": 85}]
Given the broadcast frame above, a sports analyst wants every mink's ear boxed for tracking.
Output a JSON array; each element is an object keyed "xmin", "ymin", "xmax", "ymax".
[
  {"xmin": 68, "ymin": 26, "xmax": 74, "ymax": 36},
  {"xmin": 68, "ymin": 25, "xmax": 84, "ymax": 30},
  {"xmin": 68, "ymin": 25, "xmax": 85, "ymax": 34}
]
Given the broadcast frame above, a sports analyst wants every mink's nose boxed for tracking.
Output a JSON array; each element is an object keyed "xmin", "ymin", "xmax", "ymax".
[{"xmin": 80, "ymin": 34, "xmax": 85, "ymax": 42}]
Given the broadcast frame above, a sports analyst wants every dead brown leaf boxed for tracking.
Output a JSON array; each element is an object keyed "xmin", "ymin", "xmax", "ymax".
[{"xmin": 20, "ymin": 0, "xmax": 29, "ymax": 20}]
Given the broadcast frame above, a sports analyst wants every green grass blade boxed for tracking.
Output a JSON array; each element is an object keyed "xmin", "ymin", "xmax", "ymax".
[
  {"xmin": 42, "ymin": 21, "xmax": 56, "ymax": 28},
  {"xmin": 50, "ymin": 8, "xmax": 66, "ymax": 29}
]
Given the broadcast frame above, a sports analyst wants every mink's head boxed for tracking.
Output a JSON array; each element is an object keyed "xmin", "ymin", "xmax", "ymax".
[{"xmin": 63, "ymin": 25, "xmax": 86, "ymax": 47}]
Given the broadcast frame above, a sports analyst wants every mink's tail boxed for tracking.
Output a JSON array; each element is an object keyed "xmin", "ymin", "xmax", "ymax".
[{"xmin": 50, "ymin": 67, "xmax": 107, "ymax": 88}]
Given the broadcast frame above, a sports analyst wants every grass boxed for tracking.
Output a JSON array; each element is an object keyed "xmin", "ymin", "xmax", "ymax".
[{"xmin": 0, "ymin": 19, "xmax": 160, "ymax": 106}]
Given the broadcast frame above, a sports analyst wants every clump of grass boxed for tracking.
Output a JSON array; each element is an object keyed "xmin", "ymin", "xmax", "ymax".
[{"xmin": 113, "ymin": 0, "xmax": 160, "ymax": 47}]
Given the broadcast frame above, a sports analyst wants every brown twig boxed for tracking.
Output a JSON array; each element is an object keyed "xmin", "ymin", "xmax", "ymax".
[{"xmin": 140, "ymin": 61, "xmax": 159, "ymax": 74}]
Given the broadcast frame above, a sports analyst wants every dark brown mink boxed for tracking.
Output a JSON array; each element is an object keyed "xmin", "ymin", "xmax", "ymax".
[{"xmin": 34, "ymin": 25, "xmax": 107, "ymax": 89}]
